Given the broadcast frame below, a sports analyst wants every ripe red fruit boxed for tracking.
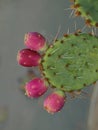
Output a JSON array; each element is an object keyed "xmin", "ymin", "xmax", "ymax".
[
  {"xmin": 44, "ymin": 90, "xmax": 66, "ymax": 114},
  {"xmin": 24, "ymin": 32, "xmax": 46, "ymax": 51},
  {"xmin": 25, "ymin": 78, "xmax": 48, "ymax": 98},
  {"xmin": 17, "ymin": 48, "xmax": 41, "ymax": 67}
]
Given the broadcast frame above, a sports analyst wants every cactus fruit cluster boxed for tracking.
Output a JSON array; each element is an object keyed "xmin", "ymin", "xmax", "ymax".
[
  {"xmin": 17, "ymin": 32, "xmax": 66, "ymax": 114},
  {"xmin": 72, "ymin": 0, "xmax": 98, "ymax": 27},
  {"xmin": 17, "ymin": 0, "xmax": 98, "ymax": 114}
]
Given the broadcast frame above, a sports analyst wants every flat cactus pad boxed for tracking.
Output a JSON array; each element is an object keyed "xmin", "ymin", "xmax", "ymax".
[
  {"xmin": 74, "ymin": 0, "xmax": 98, "ymax": 27},
  {"xmin": 41, "ymin": 33, "xmax": 98, "ymax": 91}
]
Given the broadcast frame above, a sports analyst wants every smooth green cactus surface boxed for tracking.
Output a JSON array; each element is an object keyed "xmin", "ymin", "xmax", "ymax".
[
  {"xmin": 74, "ymin": 0, "xmax": 98, "ymax": 26},
  {"xmin": 41, "ymin": 33, "xmax": 98, "ymax": 91}
]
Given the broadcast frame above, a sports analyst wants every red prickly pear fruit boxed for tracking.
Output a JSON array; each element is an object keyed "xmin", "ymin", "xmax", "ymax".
[
  {"xmin": 44, "ymin": 90, "xmax": 66, "ymax": 114},
  {"xmin": 24, "ymin": 32, "xmax": 46, "ymax": 51},
  {"xmin": 17, "ymin": 48, "xmax": 41, "ymax": 67},
  {"xmin": 25, "ymin": 78, "xmax": 48, "ymax": 98}
]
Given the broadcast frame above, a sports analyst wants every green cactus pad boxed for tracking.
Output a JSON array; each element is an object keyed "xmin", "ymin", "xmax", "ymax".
[
  {"xmin": 41, "ymin": 33, "xmax": 98, "ymax": 92},
  {"xmin": 74, "ymin": 0, "xmax": 98, "ymax": 27}
]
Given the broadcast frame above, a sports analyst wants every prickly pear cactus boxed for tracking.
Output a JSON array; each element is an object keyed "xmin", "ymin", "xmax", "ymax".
[
  {"xmin": 72, "ymin": 0, "xmax": 98, "ymax": 27},
  {"xmin": 41, "ymin": 33, "xmax": 98, "ymax": 91},
  {"xmin": 17, "ymin": 31, "xmax": 98, "ymax": 113}
]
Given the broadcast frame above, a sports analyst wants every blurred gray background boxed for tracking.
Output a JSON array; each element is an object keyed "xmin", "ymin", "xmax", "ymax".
[{"xmin": 0, "ymin": 0, "xmax": 93, "ymax": 130}]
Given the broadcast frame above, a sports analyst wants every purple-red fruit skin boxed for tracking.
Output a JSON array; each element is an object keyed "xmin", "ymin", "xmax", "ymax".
[
  {"xmin": 25, "ymin": 78, "xmax": 48, "ymax": 98},
  {"xmin": 17, "ymin": 48, "xmax": 41, "ymax": 67},
  {"xmin": 24, "ymin": 32, "xmax": 46, "ymax": 51},
  {"xmin": 44, "ymin": 91, "xmax": 66, "ymax": 114}
]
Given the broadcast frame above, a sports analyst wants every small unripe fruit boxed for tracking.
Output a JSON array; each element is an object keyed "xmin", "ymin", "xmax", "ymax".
[
  {"xmin": 44, "ymin": 90, "xmax": 66, "ymax": 114},
  {"xmin": 25, "ymin": 78, "xmax": 48, "ymax": 98},
  {"xmin": 17, "ymin": 48, "xmax": 41, "ymax": 67},
  {"xmin": 24, "ymin": 32, "xmax": 46, "ymax": 51}
]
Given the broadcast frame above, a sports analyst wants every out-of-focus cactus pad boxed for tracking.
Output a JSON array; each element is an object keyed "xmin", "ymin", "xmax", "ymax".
[
  {"xmin": 74, "ymin": 0, "xmax": 98, "ymax": 26},
  {"xmin": 41, "ymin": 33, "xmax": 98, "ymax": 91}
]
